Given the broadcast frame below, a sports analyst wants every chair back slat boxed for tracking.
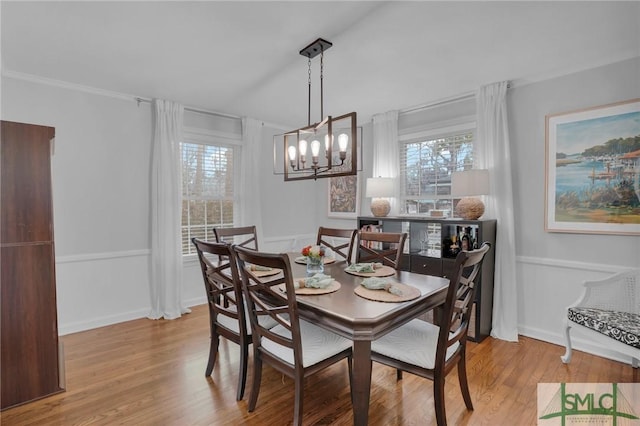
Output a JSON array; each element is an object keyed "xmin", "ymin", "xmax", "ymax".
[
  {"xmin": 214, "ymin": 225, "xmax": 259, "ymax": 251},
  {"xmin": 438, "ymin": 243, "xmax": 491, "ymax": 358},
  {"xmin": 356, "ymin": 231, "xmax": 407, "ymax": 270},
  {"xmin": 232, "ymin": 246, "xmax": 303, "ymax": 366},
  {"xmin": 192, "ymin": 238, "xmax": 246, "ymax": 331},
  {"xmin": 316, "ymin": 227, "xmax": 357, "ymax": 264}
]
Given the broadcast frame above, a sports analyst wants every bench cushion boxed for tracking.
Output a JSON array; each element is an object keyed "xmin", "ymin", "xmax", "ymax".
[{"xmin": 568, "ymin": 307, "xmax": 640, "ymax": 349}]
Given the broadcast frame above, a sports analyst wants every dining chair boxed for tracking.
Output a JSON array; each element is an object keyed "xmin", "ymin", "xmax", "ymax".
[
  {"xmin": 191, "ymin": 238, "xmax": 276, "ymax": 401},
  {"xmin": 356, "ymin": 231, "xmax": 408, "ymax": 270},
  {"xmin": 214, "ymin": 225, "xmax": 259, "ymax": 250},
  {"xmin": 370, "ymin": 242, "xmax": 491, "ymax": 426},
  {"xmin": 316, "ymin": 226, "xmax": 357, "ymax": 264},
  {"xmin": 231, "ymin": 245, "xmax": 353, "ymax": 426}
]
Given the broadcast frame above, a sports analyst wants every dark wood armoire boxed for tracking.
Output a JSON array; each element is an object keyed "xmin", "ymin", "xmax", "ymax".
[{"xmin": 1, "ymin": 120, "xmax": 64, "ymax": 410}]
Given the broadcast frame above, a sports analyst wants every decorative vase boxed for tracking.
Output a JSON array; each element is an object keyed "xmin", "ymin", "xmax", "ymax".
[{"xmin": 306, "ymin": 256, "xmax": 324, "ymax": 276}]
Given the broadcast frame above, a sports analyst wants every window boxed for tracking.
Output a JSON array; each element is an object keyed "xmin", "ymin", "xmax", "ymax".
[
  {"xmin": 399, "ymin": 128, "xmax": 474, "ymax": 215},
  {"xmin": 181, "ymin": 140, "xmax": 236, "ymax": 255}
]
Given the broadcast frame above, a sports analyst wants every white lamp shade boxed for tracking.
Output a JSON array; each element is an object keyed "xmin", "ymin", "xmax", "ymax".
[
  {"xmin": 366, "ymin": 177, "xmax": 395, "ymax": 198},
  {"xmin": 451, "ymin": 169, "xmax": 489, "ymax": 196}
]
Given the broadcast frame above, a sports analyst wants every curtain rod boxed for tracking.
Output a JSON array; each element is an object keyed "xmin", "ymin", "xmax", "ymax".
[
  {"xmin": 135, "ymin": 97, "xmax": 240, "ymax": 120},
  {"xmin": 400, "ymin": 91, "xmax": 475, "ymax": 115},
  {"xmin": 401, "ymin": 82, "xmax": 511, "ymax": 115}
]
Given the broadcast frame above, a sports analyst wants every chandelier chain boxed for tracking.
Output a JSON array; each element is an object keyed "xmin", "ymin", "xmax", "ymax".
[
  {"xmin": 320, "ymin": 50, "xmax": 324, "ymax": 121},
  {"xmin": 307, "ymin": 57, "xmax": 312, "ymax": 126}
]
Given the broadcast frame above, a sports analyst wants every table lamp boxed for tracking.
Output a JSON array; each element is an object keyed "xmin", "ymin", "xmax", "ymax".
[
  {"xmin": 451, "ymin": 169, "xmax": 489, "ymax": 220},
  {"xmin": 366, "ymin": 177, "xmax": 395, "ymax": 217}
]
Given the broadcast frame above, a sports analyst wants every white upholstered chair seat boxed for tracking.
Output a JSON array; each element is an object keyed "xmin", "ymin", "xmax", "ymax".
[
  {"xmin": 217, "ymin": 304, "xmax": 278, "ymax": 334},
  {"xmin": 371, "ymin": 319, "xmax": 459, "ymax": 370},
  {"xmin": 262, "ymin": 320, "xmax": 352, "ymax": 367}
]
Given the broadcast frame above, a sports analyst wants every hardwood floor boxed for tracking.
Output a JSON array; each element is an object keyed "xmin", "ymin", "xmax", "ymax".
[{"xmin": 1, "ymin": 304, "xmax": 637, "ymax": 425}]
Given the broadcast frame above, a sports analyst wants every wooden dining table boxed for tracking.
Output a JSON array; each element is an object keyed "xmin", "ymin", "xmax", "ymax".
[{"xmin": 286, "ymin": 254, "xmax": 450, "ymax": 426}]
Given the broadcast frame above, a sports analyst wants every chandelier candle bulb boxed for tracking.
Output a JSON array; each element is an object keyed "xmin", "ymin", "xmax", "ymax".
[
  {"xmin": 311, "ymin": 139, "xmax": 321, "ymax": 165},
  {"xmin": 338, "ymin": 133, "xmax": 348, "ymax": 160},
  {"xmin": 324, "ymin": 134, "xmax": 331, "ymax": 158},
  {"xmin": 299, "ymin": 139, "xmax": 308, "ymax": 166},
  {"xmin": 288, "ymin": 145, "xmax": 297, "ymax": 168}
]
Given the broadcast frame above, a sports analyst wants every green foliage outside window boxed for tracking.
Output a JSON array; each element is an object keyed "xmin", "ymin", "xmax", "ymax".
[{"xmin": 181, "ymin": 142, "xmax": 235, "ymax": 255}]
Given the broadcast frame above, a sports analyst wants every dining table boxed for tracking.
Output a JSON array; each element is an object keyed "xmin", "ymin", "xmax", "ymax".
[{"xmin": 286, "ymin": 253, "xmax": 450, "ymax": 426}]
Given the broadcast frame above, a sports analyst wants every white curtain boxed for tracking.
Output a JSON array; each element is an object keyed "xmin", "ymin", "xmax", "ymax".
[
  {"xmin": 148, "ymin": 99, "xmax": 190, "ymax": 320},
  {"xmin": 475, "ymin": 82, "xmax": 518, "ymax": 342},
  {"xmin": 240, "ymin": 117, "xmax": 264, "ymax": 244},
  {"xmin": 372, "ymin": 110, "xmax": 400, "ymax": 214}
]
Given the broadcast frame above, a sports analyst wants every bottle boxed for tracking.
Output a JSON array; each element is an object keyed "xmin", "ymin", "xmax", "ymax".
[{"xmin": 461, "ymin": 234, "xmax": 470, "ymax": 251}]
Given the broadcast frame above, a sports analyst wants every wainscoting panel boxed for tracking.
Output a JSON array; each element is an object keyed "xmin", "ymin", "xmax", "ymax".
[
  {"xmin": 56, "ymin": 250, "xmax": 152, "ymax": 335},
  {"xmin": 516, "ymin": 256, "xmax": 636, "ymax": 365}
]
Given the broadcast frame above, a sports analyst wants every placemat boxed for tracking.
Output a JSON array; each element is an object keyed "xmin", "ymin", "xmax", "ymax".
[
  {"xmin": 278, "ymin": 280, "xmax": 341, "ymax": 295},
  {"xmin": 246, "ymin": 267, "xmax": 281, "ymax": 278},
  {"xmin": 354, "ymin": 282, "xmax": 421, "ymax": 302},
  {"xmin": 344, "ymin": 265, "xmax": 396, "ymax": 277},
  {"xmin": 294, "ymin": 257, "xmax": 336, "ymax": 265}
]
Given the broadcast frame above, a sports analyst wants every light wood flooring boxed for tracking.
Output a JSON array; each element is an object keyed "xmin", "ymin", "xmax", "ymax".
[{"xmin": 1, "ymin": 304, "xmax": 637, "ymax": 425}]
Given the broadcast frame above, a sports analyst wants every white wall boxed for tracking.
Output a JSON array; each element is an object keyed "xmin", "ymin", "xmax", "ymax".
[
  {"xmin": 2, "ymin": 77, "xmax": 156, "ymax": 333},
  {"xmin": 0, "ymin": 75, "xmax": 331, "ymax": 334},
  {"xmin": 3, "ymin": 58, "xmax": 638, "ymax": 363},
  {"xmin": 508, "ymin": 57, "xmax": 640, "ymax": 363}
]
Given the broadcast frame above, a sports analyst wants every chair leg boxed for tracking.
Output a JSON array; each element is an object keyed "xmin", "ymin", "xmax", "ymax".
[
  {"xmin": 205, "ymin": 331, "xmax": 220, "ymax": 377},
  {"xmin": 293, "ymin": 374, "xmax": 304, "ymax": 426},
  {"xmin": 560, "ymin": 322, "xmax": 573, "ymax": 364},
  {"xmin": 396, "ymin": 369, "xmax": 403, "ymax": 380},
  {"xmin": 433, "ymin": 375, "xmax": 447, "ymax": 426},
  {"xmin": 457, "ymin": 356, "xmax": 473, "ymax": 410},
  {"xmin": 247, "ymin": 354, "xmax": 262, "ymax": 412},
  {"xmin": 236, "ymin": 341, "xmax": 249, "ymax": 401},
  {"xmin": 347, "ymin": 355, "xmax": 354, "ymax": 404}
]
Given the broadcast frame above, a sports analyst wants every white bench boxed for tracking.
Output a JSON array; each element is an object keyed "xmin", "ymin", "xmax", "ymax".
[{"xmin": 561, "ymin": 269, "xmax": 640, "ymax": 368}]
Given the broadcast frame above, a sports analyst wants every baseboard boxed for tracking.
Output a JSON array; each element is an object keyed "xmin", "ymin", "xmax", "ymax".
[
  {"xmin": 58, "ymin": 308, "xmax": 150, "ymax": 336},
  {"xmin": 58, "ymin": 295, "xmax": 208, "ymax": 336},
  {"xmin": 518, "ymin": 325, "xmax": 631, "ymax": 366}
]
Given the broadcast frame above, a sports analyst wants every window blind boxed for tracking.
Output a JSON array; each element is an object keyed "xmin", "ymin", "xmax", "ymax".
[
  {"xmin": 399, "ymin": 131, "xmax": 474, "ymax": 215},
  {"xmin": 181, "ymin": 142, "xmax": 235, "ymax": 255}
]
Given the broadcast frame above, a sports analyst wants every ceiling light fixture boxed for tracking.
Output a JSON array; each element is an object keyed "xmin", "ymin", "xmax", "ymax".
[{"xmin": 277, "ymin": 38, "xmax": 357, "ymax": 181}]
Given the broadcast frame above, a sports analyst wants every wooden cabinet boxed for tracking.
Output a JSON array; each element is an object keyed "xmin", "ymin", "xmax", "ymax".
[
  {"xmin": 358, "ymin": 216, "xmax": 496, "ymax": 342},
  {"xmin": 1, "ymin": 120, "xmax": 64, "ymax": 410}
]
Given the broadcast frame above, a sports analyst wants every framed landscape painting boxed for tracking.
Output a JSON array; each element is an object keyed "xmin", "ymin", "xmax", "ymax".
[
  {"xmin": 328, "ymin": 174, "xmax": 359, "ymax": 218},
  {"xmin": 545, "ymin": 98, "xmax": 640, "ymax": 235}
]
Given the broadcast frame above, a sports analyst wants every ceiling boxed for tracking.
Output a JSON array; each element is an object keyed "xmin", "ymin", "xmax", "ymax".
[{"xmin": 2, "ymin": 1, "xmax": 639, "ymax": 128}]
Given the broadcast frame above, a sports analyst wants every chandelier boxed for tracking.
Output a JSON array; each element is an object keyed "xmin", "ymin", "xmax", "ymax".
[{"xmin": 276, "ymin": 38, "xmax": 358, "ymax": 181}]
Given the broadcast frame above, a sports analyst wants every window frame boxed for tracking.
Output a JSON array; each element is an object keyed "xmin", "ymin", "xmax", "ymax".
[
  {"xmin": 181, "ymin": 128, "xmax": 242, "ymax": 257},
  {"xmin": 398, "ymin": 120, "xmax": 476, "ymax": 216}
]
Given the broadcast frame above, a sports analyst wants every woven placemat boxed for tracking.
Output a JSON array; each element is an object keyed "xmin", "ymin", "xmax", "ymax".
[
  {"xmin": 246, "ymin": 267, "xmax": 281, "ymax": 278},
  {"xmin": 278, "ymin": 280, "xmax": 341, "ymax": 295},
  {"xmin": 344, "ymin": 265, "xmax": 396, "ymax": 277},
  {"xmin": 294, "ymin": 257, "xmax": 337, "ymax": 265},
  {"xmin": 354, "ymin": 282, "xmax": 421, "ymax": 302}
]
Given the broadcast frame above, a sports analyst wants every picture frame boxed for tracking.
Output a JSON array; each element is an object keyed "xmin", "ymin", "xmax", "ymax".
[
  {"xmin": 545, "ymin": 98, "xmax": 640, "ymax": 235},
  {"xmin": 328, "ymin": 173, "xmax": 360, "ymax": 218}
]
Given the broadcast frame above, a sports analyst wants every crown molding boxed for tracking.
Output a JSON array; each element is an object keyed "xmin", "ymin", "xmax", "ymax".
[{"xmin": 2, "ymin": 69, "xmax": 138, "ymax": 102}]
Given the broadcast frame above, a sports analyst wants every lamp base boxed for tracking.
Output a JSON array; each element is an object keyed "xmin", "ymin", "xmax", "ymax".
[
  {"xmin": 370, "ymin": 198, "xmax": 391, "ymax": 217},
  {"xmin": 455, "ymin": 197, "xmax": 485, "ymax": 220}
]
